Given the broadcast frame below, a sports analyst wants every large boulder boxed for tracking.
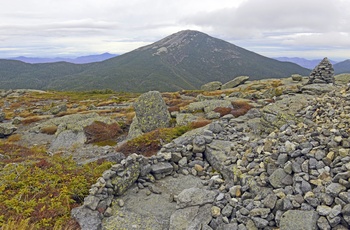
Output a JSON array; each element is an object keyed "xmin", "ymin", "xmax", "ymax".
[
  {"xmin": 222, "ymin": 76, "xmax": 250, "ymax": 89},
  {"xmin": 308, "ymin": 57, "xmax": 334, "ymax": 84},
  {"xmin": 201, "ymin": 81, "xmax": 222, "ymax": 91},
  {"xmin": 301, "ymin": 84, "xmax": 337, "ymax": 95},
  {"xmin": 169, "ymin": 204, "xmax": 212, "ymax": 230},
  {"xmin": 49, "ymin": 130, "xmax": 86, "ymax": 152},
  {"xmin": 0, "ymin": 123, "xmax": 17, "ymax": 137},
  {"xmin": 71, "ymin": 206, "xmax": 102, "ymax": 230},
  {"xmin": 184, "ymin": 100, "xmax": 232, "ymax": 113},
  {"xmin": 128, "ymin": 91, "xmax": 170, "ymax": 139}
]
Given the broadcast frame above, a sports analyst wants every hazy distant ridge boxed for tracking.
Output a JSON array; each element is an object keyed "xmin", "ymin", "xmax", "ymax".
[
  {"xmin": 10, "ymin": 53, "xmax": 118, "ymax": 64},
  {"xmin": 275, "ymin": 57, "xmax": 338, "ymax": 69}
]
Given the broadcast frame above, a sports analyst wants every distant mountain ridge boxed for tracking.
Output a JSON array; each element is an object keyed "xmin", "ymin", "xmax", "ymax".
[
  {"xmin": 0, "ymin": 30, "xmax": 310, "ymax": 92},
  {"xmin": 275, "ymin": 57, "xmax": 338, "ymax": 69},
  {"xmin": 10, "ymin": 53, "xmax": 118, "ymax": 64},
  {"xmin": 334, "ymin": 59, "xmax": 350, "ymax": 74}
]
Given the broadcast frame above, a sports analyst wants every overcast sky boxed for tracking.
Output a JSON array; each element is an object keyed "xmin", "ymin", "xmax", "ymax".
[{"xmin": 1, "ymin": 0, "xmax": 349, "ymax": 60}]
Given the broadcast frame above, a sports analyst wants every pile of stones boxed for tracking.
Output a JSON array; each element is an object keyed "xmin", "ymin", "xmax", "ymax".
[
  {"xmin": 308, "ymin": 57, "xmax": 334, "ymax": 84},
  {"xmin": 73, "ymin": 85, "xmax": 350, "ymax": 229}
]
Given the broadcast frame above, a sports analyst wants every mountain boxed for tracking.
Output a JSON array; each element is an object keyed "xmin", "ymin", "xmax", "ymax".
[
  {"xmin": 0, "ymin": 30, "xmax": 310, "ymax": 92},
  {"xmin": 334, "ymin": 59, "xmax": 350, "ymax": 74},
  {"xmin": 275, "ymin": 57, "xmax": 338, "ymax": 69},
  {"xmin": 0, "ymin": 60, "xmax": 91, "ymax": 89},
  {"xmin": 10, "ymin": 53, "xmax": 118, "ymax": 64}
]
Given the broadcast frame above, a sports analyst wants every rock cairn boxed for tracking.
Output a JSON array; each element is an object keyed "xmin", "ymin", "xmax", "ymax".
[
  {"xmin": 308, "ymin": 57, "xmax": 334, "ymax": 84},
  {"xmin": 73, "ymin": 86, "xmax": 350, "ymax": 230}
]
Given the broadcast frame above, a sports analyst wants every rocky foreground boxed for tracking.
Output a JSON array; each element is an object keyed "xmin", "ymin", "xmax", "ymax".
[
  {"xmin": 67, "ymin": 72, "xmax": 350, "ymax": 230},
  {"xmin": 1, "ymin": 59, "xmax": 350, "ymax": 229}
]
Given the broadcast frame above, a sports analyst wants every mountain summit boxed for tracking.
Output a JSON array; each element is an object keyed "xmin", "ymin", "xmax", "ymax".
[{"xmin": 0, "ymin": 30, "xmax": 309, "ymax": 92}]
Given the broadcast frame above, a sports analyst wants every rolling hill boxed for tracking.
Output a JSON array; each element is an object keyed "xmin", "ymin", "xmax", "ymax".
[
  {"xmin": 334, "ymin": 59, "xmax": 350, "ymax": 74},
  {"xmin": 0, "ymin": 30, "xmax": 310, "ymax": 92}
]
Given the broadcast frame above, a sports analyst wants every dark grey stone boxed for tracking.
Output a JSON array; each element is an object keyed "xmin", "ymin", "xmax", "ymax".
[{"xmin": 151, "ymin": 162, "xmax": 173, "ymax": 175}]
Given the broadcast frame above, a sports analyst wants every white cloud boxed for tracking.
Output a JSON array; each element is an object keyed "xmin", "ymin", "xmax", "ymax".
[{"xmin": 0, "ymin": 0, "xmax": 349, "ymax": 60}]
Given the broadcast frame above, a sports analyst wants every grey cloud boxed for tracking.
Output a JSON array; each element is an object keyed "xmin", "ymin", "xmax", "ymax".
[{"xmin": 184, "ymin": 0, "xmax": 345, "ymax": 38}]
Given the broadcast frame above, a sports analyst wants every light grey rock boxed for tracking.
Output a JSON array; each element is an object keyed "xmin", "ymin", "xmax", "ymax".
[
  {"xmin": 249, "ymin": 208, "xmax": 271, "ymax": 217},
  {"xmin": 326, "ymin": 183, "xmax": 346, "ymax": 196},
  {"xmin": 132, "ymin": 91, "xmax": 170, "ymax": 134},
  {"xmin": 317, "ymin": 216, "xmax": 331, "ymax": 230},
  {"xmin": 176, "ymin": 188, "xmax": 218, "ymax": 209},
  {"xmin": 176, "ymin": 113, "xmax": 198, "ymax": 126},
  {"xmin": 317, "ymin": 205, "xmax": 332, "ymax": 216},
  {"xmin": 204, "ymin": 140, "xmax": 234, "ymax": 180},
  {"xmin": 127, "ymin": 116, "xmax": 144, "ymax": 140},
  {"xmin": 50, "ymin": 130, "xmax": 86, "ymax": 151},
  {"xmin": 151, "ymin": 162, "xmax": 173, "ymax": 175},
  {"xmin": 222, "ymin": 76, "xmax": 250, "ymax": 89},
  {"xmin": 329, "ymin": 204, "xmax": 342, "ymax": 219},
  {"xmin": 201, "ymin": 81, "xmax": 222, "ymax": 91},
  {"xmin": 50, "ymin": 103, "xmax": 67, "ymax": 115},
  {"xmin": 269, "ymin": 168, "xmax": 288, "ymax": 188},
  {"xmin": 280, "ymin": 210, "xmax": 318, "ymax": 230},
  {"xmin": 221, "ymin": 204, "xmax": 233, "ymax": 217},
  {"xmin": 208, "ymin": 122, "xmax": 223, "ymax": 134},
  {"xmin": 192, "ymin": 136, "xmax": 206, "ymax": 153},
  {"xmin": 185, "ymin": 100, "xmax": 232, "ymax": 113},
  {"xmin": 84, "ymin": 195, "xmax": 101, "ymax": 210},
  {"xmin": 263, "ymin": 193, "xmax": 278, "ymax": 209},
  {"xmin": 169, "ymin": 204, "xmax": 212, "ymax": 230},
  {"xmin": 0, "ymin": 123, "xmax": 17, "ymax": 137},
  {"xmin": 252, "ymin": 217, "xmax": 269, "ymax": 228},
  {"xmin": 291, "ymin": 74, "xmax": 303, "ymax": 82},
  {"xmin": 301, "ymin": 84, "xmax": 337, "ymax": 95},
  {"xmin": 71, "ymin": 206, "xmax": 102, "ymax": 230}
]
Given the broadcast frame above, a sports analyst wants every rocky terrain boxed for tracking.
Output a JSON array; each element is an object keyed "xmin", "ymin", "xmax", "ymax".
[{"xmin": 1, "ymin": 59, "xmax": 350, "ymax": 229}]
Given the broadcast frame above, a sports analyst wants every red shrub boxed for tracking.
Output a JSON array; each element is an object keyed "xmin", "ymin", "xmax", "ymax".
[
  {"xmin": 230, "ymin": 101, "xmax": 253, "ymax": 117},
  {"xmin": 83, "ymin": 121, "xmax": 122, "ymax": 144},
  {"xmin": 213, "ymin": 107, "xmax": 232, "ymax": 117},
  {"xmin": 189, "ymin": 119, "xmax": 212, "ymax": 129}
]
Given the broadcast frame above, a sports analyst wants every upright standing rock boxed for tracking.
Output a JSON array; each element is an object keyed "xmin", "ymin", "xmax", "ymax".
[
  {"xmin": 127, "ymin": 91, "xmax": 170, "ymax": 139},
  {"xmin": 308, "ymin": 57, "xmax": 334, "ymax": 84}
]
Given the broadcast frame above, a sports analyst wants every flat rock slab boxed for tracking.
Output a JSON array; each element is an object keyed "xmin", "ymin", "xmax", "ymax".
[
  {"xmin": 280, "ymin": 210, "xmax": 319, "ymax": 230},
  {"xmin": 102, "ymin": 174, "xmax": 204, "ymax": 230}
]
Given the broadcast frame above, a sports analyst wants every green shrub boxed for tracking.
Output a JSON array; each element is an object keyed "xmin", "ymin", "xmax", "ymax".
[{"xmin": 0, "ymin": 143, "xmax": 112, "ymax": 229}]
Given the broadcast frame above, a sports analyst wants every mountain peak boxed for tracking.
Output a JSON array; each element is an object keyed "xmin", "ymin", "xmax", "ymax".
[{"xmin": 138, "ymin": 30, "xmax": 207, "ymax": 52}]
